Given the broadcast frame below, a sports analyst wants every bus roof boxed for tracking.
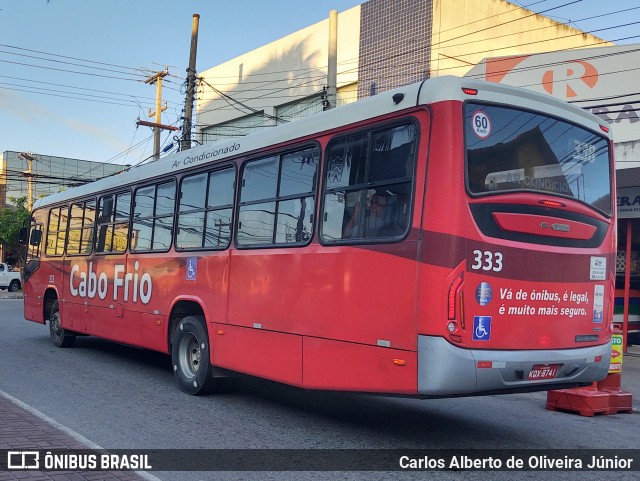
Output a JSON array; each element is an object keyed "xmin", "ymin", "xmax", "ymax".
[{"xmin": 33, "ymin": 76, "xmax": 610, "ymax": 210}]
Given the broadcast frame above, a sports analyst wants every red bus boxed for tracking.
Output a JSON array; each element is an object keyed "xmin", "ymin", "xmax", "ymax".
[{"xmin": 23, "ymin": 76, "xmax": 615, "ymax": 397}]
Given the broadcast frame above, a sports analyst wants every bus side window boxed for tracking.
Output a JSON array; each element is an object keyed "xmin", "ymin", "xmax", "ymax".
[
  {"xmin": 96, "ymin": 193, "xmax": 130, "ymax": 254},
  {"xmin": 67, "ymin": 200, "xmax": 96, "ymax": 256},
  {"xmin": 96, "ymin": 195, "xmax": 114, "ymax": 253},
  {"xmin": 177, "ymin": 173, "xmax": 207, "ymax": 249},
  {"xmin": 205, "ymin": 168, "xmax": 234, "ymax": 248},
  {"xmin": 132, "ymin": 180, "xmax": 176, "ymax": 252},
  {"xmin": 82, "ymin": 201, "xmax": 96, "ymax": 254},
  {"xmin": 45, "ymin": 206, "xmax": 68, "ymax": 256},
  {"xmin": 176, "ymin": 167, "xmax": 235, "ymax": 250},
  {"xmin": 320, "ymin": 123, "xmax": 417, "ymax": 244},
  {"xmin": 237, "ymin": 147, "xmax": 318, "ymax": 247},
  {"xmin": 67, "ymin": 203, "xmax": 83, "ymax": 254},
  {"xmin": 113, "ymin": 192, "xmax": 131, "ymax": 253}
]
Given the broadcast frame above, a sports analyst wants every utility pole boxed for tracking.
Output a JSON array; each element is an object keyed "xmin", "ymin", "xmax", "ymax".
[
  {"xmin": 181, "ymin": 14, "xmax": 200, "ymax": 151},
  {"xmin": 145, "ymin": 69, "xmax": 169, "ymax": 160},
  {"xmin": 138, "ymin": 68, "xmax": 179, "ymax": 160},
  {"xmin": 325, "ymin": 10, "xmax": 338, "ymax": 110}
]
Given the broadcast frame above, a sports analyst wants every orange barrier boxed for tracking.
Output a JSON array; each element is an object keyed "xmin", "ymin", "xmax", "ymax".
[
  {"xmin": 546, "ymin": 384, "xmax": 610, "ymax": 417},
  {"xmin": 596, "ymin": 372, "xmax": 633, "ymax": 415},
  {"xmin": 546, "ymin": 325, "xmax": 632, "ymax": 416}
]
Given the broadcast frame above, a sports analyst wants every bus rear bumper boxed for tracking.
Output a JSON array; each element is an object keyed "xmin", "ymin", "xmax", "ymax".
[{"xmin": 417, "ymin": 335, "xmax": 612, "ymax": 397}]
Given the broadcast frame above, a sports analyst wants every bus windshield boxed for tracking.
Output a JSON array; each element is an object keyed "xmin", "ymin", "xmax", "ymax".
[{"xmin": 465, "ymin": 103, "xmax": 612, "ymax": 216}]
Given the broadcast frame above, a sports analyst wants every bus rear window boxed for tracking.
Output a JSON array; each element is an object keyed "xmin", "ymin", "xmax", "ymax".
[{"xmin": 465, "ymin": 103, "xmax": 612, "ymax": 216}]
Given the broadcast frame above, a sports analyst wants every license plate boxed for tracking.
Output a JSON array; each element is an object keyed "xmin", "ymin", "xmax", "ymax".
[{"xmin": 528, "ymin": 364, "xmax": 560, "ymax": 380}]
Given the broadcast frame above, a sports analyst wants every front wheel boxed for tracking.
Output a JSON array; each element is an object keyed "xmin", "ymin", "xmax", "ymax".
[
  {"xmin": 49, "ymin": 301, "xmax": 76, "ymax": 348},
  {"xmin": 8, "ymin": 280, "xmax": 20, "ymax": 292},
  {"xmin": 172, "ymin": 316, "xmax": 216, "ymax": 395}
]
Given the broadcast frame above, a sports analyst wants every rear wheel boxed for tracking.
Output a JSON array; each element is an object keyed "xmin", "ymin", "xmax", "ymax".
[
  {"xmin": 172, "ymin": 315, "xmax": 216, "ymax": 395},
  {"xmin": 49, "ymin": 301, "xmax": 76, "ymax": 348},
  {"xmin": 8, "ymin": 280, "xmax": 20, "ymax": 292}
]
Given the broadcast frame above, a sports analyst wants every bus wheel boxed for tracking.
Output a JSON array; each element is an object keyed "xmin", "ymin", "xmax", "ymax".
[
  {"xmin": 49, "ymin": 301, "xmax": 76, "ymax": 348},
  {"xmin": 172, "ymin": 316, "xmax": 216, "ymax": 395}
]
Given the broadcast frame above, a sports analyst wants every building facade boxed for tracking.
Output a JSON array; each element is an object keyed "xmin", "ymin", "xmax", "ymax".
[
  {"xmin": 0, "ymin": 150, "xmax": 127, "ymax": 263},
  {"xmin": 0, "ymin": 151, "xmax": 126, "ymax": 210},
  {"xmin": 196, "ymin": 0, "xmax": 609, "ymax": 142}
]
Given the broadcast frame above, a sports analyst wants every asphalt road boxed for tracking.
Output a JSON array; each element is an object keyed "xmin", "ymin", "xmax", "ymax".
[{"xmin": 1, "ymin": 298, "xmax": 639, "ymax": 481}]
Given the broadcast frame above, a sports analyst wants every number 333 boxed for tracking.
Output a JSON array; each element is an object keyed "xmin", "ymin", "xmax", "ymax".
[{"xmin": 471, "ymin": 250, "xmax": 503, "ymax": 272}]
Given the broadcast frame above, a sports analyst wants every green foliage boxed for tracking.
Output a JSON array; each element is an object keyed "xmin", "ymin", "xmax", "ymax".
[{"xmin": 0, "ymin": 196, "xmax": 30, "ymax": 266}]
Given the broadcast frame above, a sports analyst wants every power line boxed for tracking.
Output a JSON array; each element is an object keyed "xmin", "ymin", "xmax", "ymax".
[
  {"xmin": 0, "ymin": 42, "xmax": 150, "ymax": 74},
  {"xmin": 0, "ymin": 48, "xmax": 148, "ymax": 79},
  {"xmin": 0, "ymin": 81, "xmax": 155, "ymax": 109},
  {"xmin": 0, "ymin": 74, "xmax": 181, "ymax": 107},
  {"xmin": 0, "ymin": 84, "xmax": 146, "ymax": 108},
  {"xmin": 0, "ymin": 56, "xmax": 145, "ymax": 82},
  {"xmin": 199, "ymin": 78, "xmax": 289, "ymax": 123}
]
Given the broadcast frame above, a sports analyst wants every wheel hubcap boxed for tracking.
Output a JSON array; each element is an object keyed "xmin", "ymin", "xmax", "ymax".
[{"xmin": 179, "ymin": 333, "xmax": 201, "ymax": 378}]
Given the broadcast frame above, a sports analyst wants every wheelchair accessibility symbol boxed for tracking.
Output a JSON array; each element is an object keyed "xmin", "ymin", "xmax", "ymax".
[
  {"xmin": 186, "ymin": 257, "xmax": 197, "ymax": 281},
  {"xmin": 473, "ymin": 316, "xmax": 491, "ymax": 341}
]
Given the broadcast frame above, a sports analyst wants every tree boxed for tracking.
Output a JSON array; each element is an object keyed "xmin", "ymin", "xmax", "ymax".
[{"xmin": 0, "ymin": 196, "xmax": 31, "ymax": 267}]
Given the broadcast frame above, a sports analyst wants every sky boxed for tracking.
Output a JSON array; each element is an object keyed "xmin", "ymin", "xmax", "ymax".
[{"xmin": 0, "ymin": 0, "xmax": 639, "ymax": 167}]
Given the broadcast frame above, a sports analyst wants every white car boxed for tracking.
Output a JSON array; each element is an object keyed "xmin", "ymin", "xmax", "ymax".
[{"xmin": 0, "ymin": 263, "xmax": 21, "ymax": 292}]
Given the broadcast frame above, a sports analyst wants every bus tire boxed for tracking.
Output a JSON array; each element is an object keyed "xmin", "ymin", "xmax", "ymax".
[
  {"xmin": 49, "ymin": 301, "xmax": 76, "ymax": 348},
  {"xmin": 172, "ymin": 316, "xmax": 216, "ymax": 395}
]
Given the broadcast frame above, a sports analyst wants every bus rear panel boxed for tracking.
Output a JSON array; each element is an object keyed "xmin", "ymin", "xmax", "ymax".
[{"xmin": 416, "ymin": 95, "xmax": 614, "ymax": 396}]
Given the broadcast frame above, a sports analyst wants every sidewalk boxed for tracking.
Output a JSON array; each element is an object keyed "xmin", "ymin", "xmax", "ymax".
[
  {"xmin": 0, "ymin": 292, "xmax": 22, "ymax": 300},
  {"xmin": 0, "ymin": 392, "xmax": 152, "ymax": 481}
]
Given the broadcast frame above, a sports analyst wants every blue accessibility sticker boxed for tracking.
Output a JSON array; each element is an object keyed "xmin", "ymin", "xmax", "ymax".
[
  {"xmin": 473, "ymin": 316, "xmax": 492, "ymax": 341},
  {"xmin": 186, "ymin": 257, "xmax": 197, "ymax": 281}
]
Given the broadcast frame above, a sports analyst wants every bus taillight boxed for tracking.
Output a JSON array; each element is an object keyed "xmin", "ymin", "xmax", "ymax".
[
  {"xmin": 538, "ymin": 199, "xmax": 566, "ymax": 208},
  {"xmin": 462, "ymin": 87, "xmax": 478, "ymax": 95},
  {"xmin": 459, "ymin": 291, "xmax": 465, "ymax": 329},
  {"xmin": 448, "ymin": 274, "xmax": 464, "ymax": 320}
]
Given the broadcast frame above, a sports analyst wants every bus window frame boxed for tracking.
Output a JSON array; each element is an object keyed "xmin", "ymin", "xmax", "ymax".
[
  {"xmin": 95, "ymin": 190, "xmax": 132, "ymax": 255},
  {"xmin": 131, "ymin": 178, "xmax": 177, "ymax": 254},
  {"xmin": 318, "ymin": 117, "xmax": 420, "ymax": 246},
  {"xmin": 45, "ymin": 204, "xmax": 68, "ymax": 258},
  {"xmin": 175, "ymin": 164, "xmax": 237, "ymax": 252},
  {"xmin": 462, "ymin": 100, "xmax": 614, "ymax": 219},
  {"xmin": 65, "ymin": 197, "xmax": 97, "ymax": 257},
  {"xmin": 235, "ymin": 143, "xmax": 321, "ymax": 250}
]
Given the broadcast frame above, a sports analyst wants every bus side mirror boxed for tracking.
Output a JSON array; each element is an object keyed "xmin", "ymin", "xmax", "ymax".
[
  {"xmin": 30, "ymin": 230, "xmax": 42, "ymax": 246},
  {"xmin": 19, "ymin": 228, "xmax": 28, "ymax": 246}
]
